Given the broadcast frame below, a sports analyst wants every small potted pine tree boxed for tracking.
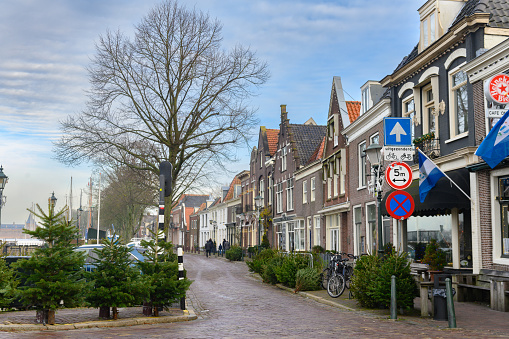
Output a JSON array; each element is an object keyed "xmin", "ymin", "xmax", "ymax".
[{"xmin": 422, "ymin": 239, "xmax": 447, "ymax": 281}]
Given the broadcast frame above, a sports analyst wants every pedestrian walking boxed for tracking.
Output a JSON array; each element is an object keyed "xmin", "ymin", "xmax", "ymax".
[
  {"xmin": 218, "ymin": 244, "xmax": 223, "ymax": 257},
  {"xmin": 205, "ymin": 239, "xmax": 212, "ymax": 257}
]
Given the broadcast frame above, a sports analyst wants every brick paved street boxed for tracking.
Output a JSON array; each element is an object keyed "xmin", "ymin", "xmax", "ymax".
[{"xmin": 0, "ymin": 254, "xmax": 508, "ymax": 338}]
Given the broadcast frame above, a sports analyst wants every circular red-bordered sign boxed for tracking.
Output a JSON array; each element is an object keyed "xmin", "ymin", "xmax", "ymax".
[
  {"xmin": 385, "ymin": 162, "xmax": 413, "ymax": 190},
  {"xmin": 386, "ymin": 191, "xmax": 414, "ymax": 220},
  {"xmin": 485, "ymin": 73, "xmax": 509, "ymax": 104}
]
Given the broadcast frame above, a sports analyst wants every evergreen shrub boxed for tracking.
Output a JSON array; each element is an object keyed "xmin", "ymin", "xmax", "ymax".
[
  {"xmin": 246, "ymin": 248, "xmax": 275, "ymax": 274},
  {"xmin": 295, "ymin": 267, "xmax": 321, "ymax": 291},
  {"xmin": 13, "ymin": 203, "xmax": 89, "ymax": 323},
  {"xmin": 275, "ymin": 254, "xmax": 309, "ymax": 288},
  {"xmin": 225, "ymin": 245, "xmax": 243, "ymax": 261},
  {"xmin": 262, "ymin": 255, "xmax": 283, "ymax": 284},
  {"xmin": 351, "ymin": 250, "xmax": 417, "ymax": 310}
]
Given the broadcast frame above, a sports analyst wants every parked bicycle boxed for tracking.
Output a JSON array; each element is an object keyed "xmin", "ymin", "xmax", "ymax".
[{"xmin": 327, "ymin": 255, "xmax": 348, "ymax": 298}]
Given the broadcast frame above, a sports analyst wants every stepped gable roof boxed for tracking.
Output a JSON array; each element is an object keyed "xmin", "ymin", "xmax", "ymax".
[
  {"xmin": 345, "ymin": 101, "xmax": 361, "ymax": 123},
  {"xmin": 266, "ymin": 129, "xmax": 279, "ymax": 156},
  {"xmin": 308, "ymin": 136, "xmax": 326, "ymax": 163},
  {"xmin": 290, "ymin": 123, "xmax": 327, "ymax": 165},
  {"xmin": 224, "ymin": 176, "xmax": 241, "ymax": 202},
  {"xmin": 393, "ymin": 0, "xmax": 509, "ymax": 74}
]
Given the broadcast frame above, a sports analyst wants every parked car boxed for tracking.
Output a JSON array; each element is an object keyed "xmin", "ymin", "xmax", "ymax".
[{"xmin": 74, "ymin": 244, "xmax": 147, "ymax": 272}]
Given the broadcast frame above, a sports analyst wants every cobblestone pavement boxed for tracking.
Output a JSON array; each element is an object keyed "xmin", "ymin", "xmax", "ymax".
[
  {"xmin": 1, "ymin": 254, "xmax": 508, "ymax": 338},
  {"xmin": 0, "ymin": 306, "xmax": 181, "ymax": 325}
]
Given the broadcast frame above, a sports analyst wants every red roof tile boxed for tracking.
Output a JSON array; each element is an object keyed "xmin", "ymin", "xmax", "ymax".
[
  {"xmin": 266, "ymin": 129, "xmax": 279, "ymax": 156},
  {"xmin": 309, "ymin": 136, "xmax": 325, "ymax": 163},
  {"xmin": 346, "ymin": 101, "xmax": 361, "ymax": 123},
  {"xmin": 224, "ymin": 176, "xmax": 241, "ymax": 202}
]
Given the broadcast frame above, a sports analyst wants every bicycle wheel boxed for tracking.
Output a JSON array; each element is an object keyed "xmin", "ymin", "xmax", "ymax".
[
  {"xmin": 327, "ymin": 274, "xmax": 345, "ymax": 298},
  {"xmin": 321, "ymin": 268, "xmax": 331, "ymax": 290},
  {"xmin": 345, "ymin": 266, "xmax": 354, "ymax": 289}
]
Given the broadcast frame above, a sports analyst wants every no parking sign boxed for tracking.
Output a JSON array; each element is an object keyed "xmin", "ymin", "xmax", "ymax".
[{"xmin": 385, "ymin": 190, "xmax": 414, "ymax": 220}]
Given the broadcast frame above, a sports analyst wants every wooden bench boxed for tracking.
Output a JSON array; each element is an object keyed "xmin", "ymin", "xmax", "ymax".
[{"xmin": 452, "ymin": 274, "xmax": 490, "ymax": 305}]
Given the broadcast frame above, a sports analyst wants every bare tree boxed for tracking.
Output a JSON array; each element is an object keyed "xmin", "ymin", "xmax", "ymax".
[
  {"xmin": 100, "ymin": 166, "xmax": 156, "ymax": 243},
  {"xmin": 55, "ymin": 0, "xmax": 269, "ymax": 209}
]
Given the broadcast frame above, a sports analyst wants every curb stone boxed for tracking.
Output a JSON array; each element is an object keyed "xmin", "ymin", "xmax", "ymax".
[{"xmin": 0, "ymin": 310, "xmax": 197, "ymax": 332}]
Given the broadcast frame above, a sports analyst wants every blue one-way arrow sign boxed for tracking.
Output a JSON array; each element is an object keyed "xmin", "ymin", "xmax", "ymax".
[{"xmin": 384, "ymin": 117, "xmax": 412, "ymax": 146}]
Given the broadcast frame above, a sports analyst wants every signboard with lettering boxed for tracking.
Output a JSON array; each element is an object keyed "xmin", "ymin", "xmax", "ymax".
[
  {"xmin": 383, "ymin": 146, "xmax": 414, "ymax": 162},
  {"xmin": 485, "ymin": 73, "xmax": 509, "ymax": 105}
]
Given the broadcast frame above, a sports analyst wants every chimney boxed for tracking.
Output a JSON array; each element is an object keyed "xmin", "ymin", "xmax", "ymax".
[{"xmin": 280, "ymin": 104, "xmax": 287, "ymax": 121}]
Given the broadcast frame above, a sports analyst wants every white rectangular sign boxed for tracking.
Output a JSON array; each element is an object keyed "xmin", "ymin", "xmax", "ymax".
[
  {"xmin": 383, "ymin": 146, "xmax": 414, "ymax": 162},
  {"xmin": 487, "ymin": 108, "xmax": 507, "ymax": 118}
]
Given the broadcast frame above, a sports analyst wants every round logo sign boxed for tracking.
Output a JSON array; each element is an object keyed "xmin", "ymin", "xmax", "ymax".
[
  {"xmin": 385, "ymin": 162, "xmax": 413, "ymax": 190},
  {"xmin": 385, "ymin": 191, "xmax": 415, "ymax": 220},
  {"xmin": 485, "ymin": 73, "xmax": 509, "ymax": 105}
]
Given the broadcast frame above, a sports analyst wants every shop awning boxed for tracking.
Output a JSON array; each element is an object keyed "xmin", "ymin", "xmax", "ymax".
[{"xmin": 381, "ymin": 168, "xmax": 471, "ymax": 217}]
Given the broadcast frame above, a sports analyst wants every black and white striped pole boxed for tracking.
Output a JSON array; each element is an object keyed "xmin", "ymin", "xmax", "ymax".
[
  {"xmin": 159, "ymin": 162, "xmax": 172, "ymax": 241},
  {"xmin": 178, "ymin": 247, "xmax": 185, "ymax": 310}
]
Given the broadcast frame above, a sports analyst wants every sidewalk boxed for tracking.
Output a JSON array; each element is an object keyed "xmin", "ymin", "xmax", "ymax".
[
  {"xmin": 0, "ymin": 306, "xmax": 196, "ymax": 332},
  {"xmin": 203, "ymin": 252, "xmax": 509, "ymax": 336},
  {"xmin": 263, "ymin": 272, "xmax": 509, "ymax": 336}
]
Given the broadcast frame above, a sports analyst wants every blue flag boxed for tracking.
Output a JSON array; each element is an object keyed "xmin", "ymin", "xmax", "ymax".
[
  {"xmin": 475, "ymin": 109, "xmax": 509, "ymax": 168},
  {"xmin": 418, "ymin": 150, "xmax": 445, "ymax": 203}
]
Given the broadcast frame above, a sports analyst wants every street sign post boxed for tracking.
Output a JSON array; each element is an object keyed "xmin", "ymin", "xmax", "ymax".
[
  {"xmin": 384, "ymin": 117, "xmax": 412, "ymax": 146},
  {"xmin": 385, "ymin": 191, "xmax": 415, "ymax": 220},
  {"xmin": 385, "ymin": 162, "xmax": 413, "ymax": 190}
]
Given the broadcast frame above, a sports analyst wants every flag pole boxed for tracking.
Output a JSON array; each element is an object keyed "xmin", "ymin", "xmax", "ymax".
[{"xmin": 417, "ymin": 148, "xmax": 471, "ymax": 201}]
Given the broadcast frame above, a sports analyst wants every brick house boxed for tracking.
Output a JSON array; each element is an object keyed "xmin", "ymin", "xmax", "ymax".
[
  {"xmin": 342, "ymin": 81, "xmax": 391, "ymax": 256},
  {"xmin": 170, "ymin": 194, "xmax": 208, "ymax": 251},
  {"xmin": 317, "ymin": 76, "xmax": 361, "ymax": 253},
  {"xmin": 249, "ymin": 126, "xmax": 279, "ymax": 247},
  {"xmin": 373, "ymin": 0, "xmax": 509, "ymax": 311},
  {"xmin": 463, "ymin": 37, "xmax": 509, "ymax": 311},
  {"xmin": 272, "ymin": 105, "xmax": 326, "ymax": 251}
]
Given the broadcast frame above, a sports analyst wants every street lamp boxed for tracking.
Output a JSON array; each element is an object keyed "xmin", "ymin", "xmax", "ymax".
[
  {"xmin": 364, "ymin": 143, "xmax": 384, "ymax": 257},
  {"xmin": 49, "ymin": 192, "xmax": 57, "ymax": 211},
  {"xmin": 237, "ymin": 212, "xmax": 245, "ymax": 260},
  {"xmin": 0, "ymin": 166, "xmax": 8, "ymax": 227},
  {"xmin": 254, "ymin": 195, "xmax": 263, "ymax": 251}
]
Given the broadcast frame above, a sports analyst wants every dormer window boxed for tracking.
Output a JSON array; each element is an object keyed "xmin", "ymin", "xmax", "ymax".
[
  {"xmin": 422, "ymin": 12, "xmax": 436, "ymax": 49},
  {"xmin": 361, "ymin": 87, "xmax": 370, "ymax": 114}
]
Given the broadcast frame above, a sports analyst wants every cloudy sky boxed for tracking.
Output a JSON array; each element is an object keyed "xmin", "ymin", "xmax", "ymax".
[{"xmin": 0, "ymin": 0, "xmax": 420, "ymax": 224}]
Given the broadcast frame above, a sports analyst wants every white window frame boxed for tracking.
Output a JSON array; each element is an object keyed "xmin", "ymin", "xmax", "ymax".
[
  {"xmin": 402, "ymin": 95, "xmax": 416, "ymax": 140},
  {"xmin": 295, "ymin": 220, "xmax": 305, "ymax": 251},
  {"xmin": 353, "ymin": 205, "xmax": 363, "ymax": 256},
  {"xmin": 365, "ymin": 202, "xmax": 377, "ymax": 254},
  {"xmin": 423, "ymin": 84, "xmax": 436, "ymax": 135},
  {"xmin": 302, "ymin": 180, "xmax": 308, "ymax": 204},
  {"xmin": 276, "ymin": 182, "xmax": 283, "ymax": 213},
  {"xmin": 448, "ymin": 65, "xmax": 469, "ymax": 139},
  {"xmin": 286, "ymin": 177, "xmax": 294, "ymax": 211},
  {"xmin": 314, "ymin": 216, "xmax": 320, "ymax": 247},
  {"xmin": 327, "ymin": 164, "xmax": 332, "ymax": 199},
  {"xmin": 268, "ymin": 175, "xmax": 273, "ymax": 206},
  {"xmin": 281, "ymin": 146, "xmax": 287, "ymax": 172},
  {"xmin": 490, "ymin": 169, "xmax": 509, "ymax": 266},
  {"xmin": 358, "ymin": 141, "xmax": 367, "ymax": 189},
  {"xmin": 259, "ymin": 179, "xmax": 265, "ymax": 207},
  {"xmin": 421, "ymin": 11, "xmax": 436, "ymax": 50},
  {"xmin": 370, "ymin": 133, "xmax": 379, "ymax": 145},
  {"xmin": 333, "ymin": 158, "xmax": 339, "ymax": 197},
  {"xmin": 310, "ymin": 177, "xmax": 316, "ymax": 202}
]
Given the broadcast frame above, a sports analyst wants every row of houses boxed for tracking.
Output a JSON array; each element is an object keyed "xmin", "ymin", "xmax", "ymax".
[{"xmin": 169, "ymin": 0, "xmax": 509, "ymax": 312}]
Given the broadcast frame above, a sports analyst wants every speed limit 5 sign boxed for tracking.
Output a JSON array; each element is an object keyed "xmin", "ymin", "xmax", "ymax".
[{"xmin": 385, "ymin": 162, "xmax": 413, "ymax": 190}]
